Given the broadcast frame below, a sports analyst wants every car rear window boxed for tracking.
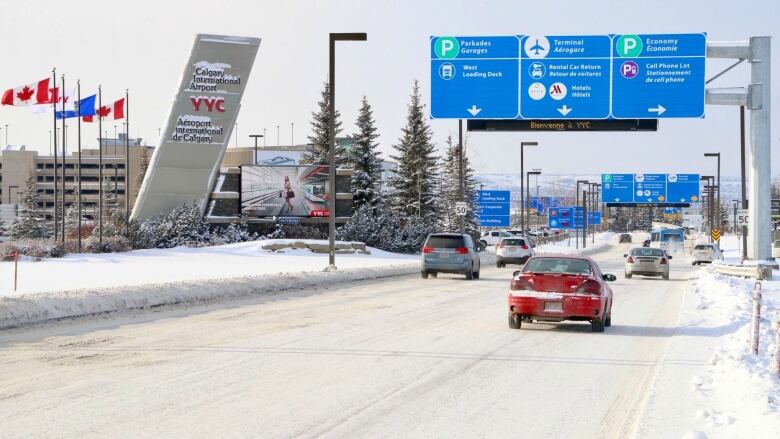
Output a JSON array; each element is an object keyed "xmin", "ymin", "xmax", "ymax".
[
  {"xmin": 631, "ymin": 248, "xmax": 664, "ymax": 257},
  {"xmin": 523, "ymin": 258, "xmax": 592, "ymax": 275},
  {"xmin": 501, "ymin": 239, "xmax": 526, "ymax": 246},
  {"xmin": 695, "ymin": 245, "xmax": 713, "ymax": 251},
  {"xmin": 426, "ymin": 235, "xmax": 465, "ymax": 248}
]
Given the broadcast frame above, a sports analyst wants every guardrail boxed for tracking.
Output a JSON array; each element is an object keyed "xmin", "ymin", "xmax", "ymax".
[{"xmin": 712, "ymin": 264, "xmax": 773, "ymax": 280}]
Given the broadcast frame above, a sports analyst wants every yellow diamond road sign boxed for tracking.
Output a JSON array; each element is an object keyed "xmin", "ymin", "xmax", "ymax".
[{"xmin": 711, "ymin": 229, "xmax": 721, "ymax": 241}]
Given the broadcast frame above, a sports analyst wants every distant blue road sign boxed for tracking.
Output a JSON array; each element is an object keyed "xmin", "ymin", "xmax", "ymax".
[
  {"xmin": 476, "ymin": 190, "xmax": 511, "ymax": 227},
  {"xmin": 601, "ymin": 173, "xmax": 700, "ymax": 205},
  {"xmin": 430, "ymin": 33, "xmax": 706, "ymax": 120},
  {"xmin": 611, "ymin": 34, "xmax": 707, "ymax": 118},
  {"xmin": 548, "ymin": 207, "xmax": 599, "ymax": 229},
  {"xmin": 431, "ymin": 36, "xmax": 520, "ymax": 119}
]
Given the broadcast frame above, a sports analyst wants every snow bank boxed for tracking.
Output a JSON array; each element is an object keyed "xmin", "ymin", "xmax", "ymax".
[
  {"xmin": 535, "ymin": 231, "xmax": 616, "ymax": 256},
  {"xmin": 681, "ymin": 268, "xmax": 780, "ymax": 438},
  {"xmin": 0, "ymin": 240, "xmax": 420, "ymax": 329}
]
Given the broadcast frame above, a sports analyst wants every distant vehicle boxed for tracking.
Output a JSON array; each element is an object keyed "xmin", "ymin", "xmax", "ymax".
[
  {"xmin": 507, "ymin": 256, "xmax": 615, "ymax": 332},
  {"xmin": 480, "ymin": 230, "xmax": 512, "ymax": 248},
  {"xmin": 422, "ymin": 233, "xmax": 481, "ymax": 280},
  {"xmin": 773, "ymin": 240, "xmax": 780, "ymax": 259},
  {"xmin": 496, "ymin": 237, "xmax": 534, "ymax": 268},
  {"xmin": 649, "ymin": 228, "xmax": 685, "ymax": 252},
  {"xmin": 619, "ymin": 233, "xmax": 632, "ymax": 243},
  {"xmin": 693, "ymin": 243, "xmax": 723, "ymax": 265},
  {"xmin": 623, "ymin": 247, "xmax": 671, "ymax": 279}
]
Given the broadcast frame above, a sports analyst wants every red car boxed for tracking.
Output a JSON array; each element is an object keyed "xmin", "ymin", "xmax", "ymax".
[{"xmin": 507, "ymin": 256, "xmax": 616, "ymax": 332}]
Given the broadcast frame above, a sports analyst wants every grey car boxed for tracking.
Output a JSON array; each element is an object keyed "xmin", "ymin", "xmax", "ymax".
[
  {"xmin": 624, "ymin": 247, "xmax": 671, "ymax": 279},
  {"xmin": 421, "ymin": 233, "xmax": 481, "ymax": 280}
]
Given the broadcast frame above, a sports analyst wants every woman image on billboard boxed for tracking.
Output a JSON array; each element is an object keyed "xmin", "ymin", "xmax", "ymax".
[{"xmin": 282, "ymin": 175, "xmax": 295, "ymax": 212}]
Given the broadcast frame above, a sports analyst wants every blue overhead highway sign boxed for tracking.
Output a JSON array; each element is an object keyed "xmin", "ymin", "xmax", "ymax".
[
  {"xmin": 430, "ymin": 36, "xmax": 520, "ymax": 119},
  {"xmin": 430, "ymin": 33, "xmax": 706, "ymax": 120},
  {"xmin": 611, "ymin": 34, "xmax": 707, "ymax": 119},
  {"xmin": 601, "ymin": 173, "xmax": 700, "ymax": 205},
  {"xmin": 520, "ymin": 35, "xmax": 611, "ymax": 119}
]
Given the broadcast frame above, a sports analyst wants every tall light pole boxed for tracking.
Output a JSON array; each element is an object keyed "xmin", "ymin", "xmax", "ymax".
[
  {"xmin": 327, "ymin": 32, "xmax": 367, "ymax": 271},
  {"xmin": 249, "ymin": 135, "xmax": 264, "ymax": 165},
  {"xmin": 276, "ymin": 125, "xmax": 280, "ymax": 146},
  {"xmin": 575, "ymin": 179, "xmax": 589, "ymax": 248},
  {"xmin": 263, "ymin": 128, "xmax": 267, "ymax": 147},
  {"xmin": 234, "ymin": 123, "xmax": 238, "ymax": 148},
  {"xmin": 4, "ymin": 124, "xmax": 7, "ymax": 147},
  {"xmin": 526, "ymin": 170, "xmax": 541, "ymax": 233},
  {"xmin": 291, "ymin": 122, "xmax": 295, "ymax": 146},
  {"xmin": 520, "ymin": 141, "xmax": 538, "ymax": 231},
  {"xmin": 704, "ymin": 152, "xmax": 721, "ymax": 232}
]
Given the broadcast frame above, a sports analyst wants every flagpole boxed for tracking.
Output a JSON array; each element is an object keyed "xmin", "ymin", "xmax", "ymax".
[
  {"xmin": 125, "ymin": 89, "xmax": 129, "ymax": 230},
  {"xmin": 77, "ymin": 80, "xmax": 82, "ymax": 252},
  {"xmin": 52, "ymin": 68, "xmax": 58, "ymax": 241},
  {"xmin": 98, "ymin": 86, "xmax": 103, "ymax": 251},
  {"xmin": 60, "ymin": 75, "xmax": 66, "ymax": 243}
]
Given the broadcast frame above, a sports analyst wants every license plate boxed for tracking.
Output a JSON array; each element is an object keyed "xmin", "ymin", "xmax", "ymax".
[
  {"xmin": 439, "ymin": 253, "xmax": 450, "ymax": 258},
  {"xmin": 544, "ymin": 301, "xmax": 563, "ymax": 312},
  {"xmin": 508, "ymin": 247, "xmax": 518, "ymax": 251}
]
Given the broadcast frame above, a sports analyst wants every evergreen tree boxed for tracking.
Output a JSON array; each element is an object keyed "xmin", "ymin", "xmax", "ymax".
[
  {"xmin": 389, "ymin": 80, "xmax": 439, "ymax": 219},
  {"xmin": 93, "ymin": 178, "xmax": 121, "ymax": 237},
  {"xmin": 64, "ymin": 204, "xmax": 81, "ymax": 236},
  {"xmin": 348, "ymin": 96, "xmax": 382, "ymax": 207},
  {"xmin": 135, "ymin": 147, "xmax": 151, "ymax": 192},
  {"xmin": 302, "ymin": 82, "xmax": 344, "ymax": 165},
  {"xmin": 438, "ymin": 135, "xmax": 479, "ymax": 238},
  {"xmin": 9, "ymin": 174, "xmax": 50, "ymax": 239}
]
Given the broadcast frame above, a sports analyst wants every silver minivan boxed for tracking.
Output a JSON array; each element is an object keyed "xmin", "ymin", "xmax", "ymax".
[{"xmin": 421, "ymin": 233, "xmax": 481, "ymax": 280}]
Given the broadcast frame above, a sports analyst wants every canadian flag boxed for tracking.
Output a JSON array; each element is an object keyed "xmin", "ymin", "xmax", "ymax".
[
  {"xmin": 84, "ymin": 98, "xmax": 124, "ymax": 122},
  {"xmin": 1, "ymin": 78, "xmax": 55, "ymax": 106}
]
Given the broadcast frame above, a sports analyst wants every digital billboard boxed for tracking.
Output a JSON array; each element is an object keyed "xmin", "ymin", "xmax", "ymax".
[{"xmin": 240, "ymin": 165, "xmax": 351, "ymax": 218}]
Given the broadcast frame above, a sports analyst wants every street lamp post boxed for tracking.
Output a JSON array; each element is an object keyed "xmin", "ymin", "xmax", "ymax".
[
  {"xmin": 520, "ymin": 142, "xmax": 538, "ymax": 231},
  {"xmin": 575, "ymin": 179, "xmax": 589, "ymax": 248},
  {"xmin": 704, "ymin": 153, "xmax": 721, "ymax": 232},
  {"xmin": 249, "ymin": 135, "xmax": 264, "ymax": 165},
  {"xmin": 526, "ymin": 170, "xmax": 541, "ymax": 233},
  {"xmin": 327, "ymin": 32, "xmax": 367, "ymax": 271}
]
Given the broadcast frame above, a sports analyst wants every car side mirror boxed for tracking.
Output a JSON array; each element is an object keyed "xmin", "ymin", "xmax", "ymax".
[
  {"xmin": 667, "ymin": 255, "xmax": 673, "ymax": 260},
  {"xmin": 623, "ymin": 254, "xmax": 628, "ymax": 258},
  {"xmin": 512, "ymin": 270, "xmax": 522, "ymax": 277},
  {"xmin": 602, "ymin": 274, "xmax": 617, "ymax": 282}
]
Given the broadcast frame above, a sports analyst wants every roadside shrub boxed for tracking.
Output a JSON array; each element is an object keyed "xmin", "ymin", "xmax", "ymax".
[
  {"xmin": 84, "ymin": 235, "xmax": 131, "ymax": 253},
  {"xmin": 0, "ymin": 241, "xmax": 20, "ymax": 261}
]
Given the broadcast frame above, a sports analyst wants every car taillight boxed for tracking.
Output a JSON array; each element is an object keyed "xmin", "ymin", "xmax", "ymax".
[
  {"xmin": 455, "ymin": 247, "xmax": 469, "ymax": 254},
  {"xmin": 626, "ymin": 256, "xmax": 634, "ymax": 263},
  {"xmin": 521, "ymin": 244, "xmax": 528, "ymax": 249},
  {"xmin": 422, "ymin": 246, "xmax": 433, "ymax": 254},
  {"xmin": 510, "ymin": 277, "xmax": 534, "ymax": 291},
  {"xmin": 660, "ymin": 258, "xmax": 668, "ymax": 265},
  {"xmin": 576, "ymin": 280, "xmax": 602, "ymax": 295}
]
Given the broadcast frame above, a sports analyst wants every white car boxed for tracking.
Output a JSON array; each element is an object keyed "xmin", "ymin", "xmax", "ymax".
[
  {"xmin": 773, "ymin": 240, "xmax": 780, "ymax": 259},
  {"xmin": 496, "ymin": 237, "xmax": 534, "ymax": 268},
  {"xmin": 479, "ymin": 230, "xmax": 512, "ymax": 249},
  {"xmin": 692, "ymin": 243, "xmax": 723, "ymax": 265}
]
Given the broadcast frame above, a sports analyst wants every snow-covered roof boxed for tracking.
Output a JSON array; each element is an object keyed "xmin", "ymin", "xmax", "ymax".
[{"xmin": 3, "ymin": 144, "xmax": 25, "ymax": 151}]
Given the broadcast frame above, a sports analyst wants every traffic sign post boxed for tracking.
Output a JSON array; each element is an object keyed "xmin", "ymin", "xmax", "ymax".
[
  {"xmin": 612, "ymin": 34, "xmax": 707, "ymax": 118},
  {"xmin": 601, "ymin": 173, "xmax": 700, "ymax": 205},
  {"xmin": 431, "ymin": 36, "xmax": 520, "ymax": 119},
  {"xmin": 736, "ymin": 209, "xmax": 749, "ymax": 226},
  {"xmin": 711, "ymin": 229, "xmax": 721, "ymax": 242},
  {"xmin": 431, "ymin": 33, "xmax": 707, "ymax": 120},
  {"xmin": 520, "ymin": 35, "xmax": 611, "ymax": 119},
  {"xmin": 455, "ymin": 201, "xmax": 468, "ymax": 217},
  {"xmin": 476, "ymin": 190, "xmax": 511, "ymax": 227}
]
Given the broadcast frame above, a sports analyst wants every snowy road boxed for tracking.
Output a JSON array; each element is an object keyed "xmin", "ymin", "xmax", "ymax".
[{"xmin": 0, "ymin": 243, "xmax": 700, "ymax": 438}]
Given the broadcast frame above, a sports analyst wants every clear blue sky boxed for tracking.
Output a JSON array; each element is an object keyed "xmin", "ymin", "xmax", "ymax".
[{"xmin": 0, "ymin": 0, "xmax": 777, "ymax": 178}]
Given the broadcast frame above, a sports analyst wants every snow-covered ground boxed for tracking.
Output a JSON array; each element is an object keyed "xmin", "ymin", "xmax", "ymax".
[
  {"xmin": 534, "ymin": 231, "xmax": 617, "ymax": 256},
  {"xmin": 0, "ymin": 240, "xmax": 420, "ymax": 329},
  {"xmin": 638, "ymin": 234, "xmax": 780, "ymax": 439}
]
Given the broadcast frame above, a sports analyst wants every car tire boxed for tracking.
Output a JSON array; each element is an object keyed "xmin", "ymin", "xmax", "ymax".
[
  {"xmin": 421, "ymin": 271, "xmax": 429, "ymax": 279},
  {"xmin": 624, "ymin": 272, "xmax": 632, "ymax": 279},
  {"xmin": 474, "ymin": 270, "xmax": 480, "ymax": 280},
  {"xmin": 466, "ymin": 265, "xmax": 474, "ymax": 280},
  {"xmin": 663, "ymin": 272, "xmax": 669, "ymax": 280},
  {"xmin": 508, "ymin": 313, "xmax": 522, "ymax": 329},
  {"xmin": 591, "ymin": 317, "xmax": 605, "ymax": 332},
  {"xmin": 605, "ymin": 305, "xmax": 612, "ymax": 327}
]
